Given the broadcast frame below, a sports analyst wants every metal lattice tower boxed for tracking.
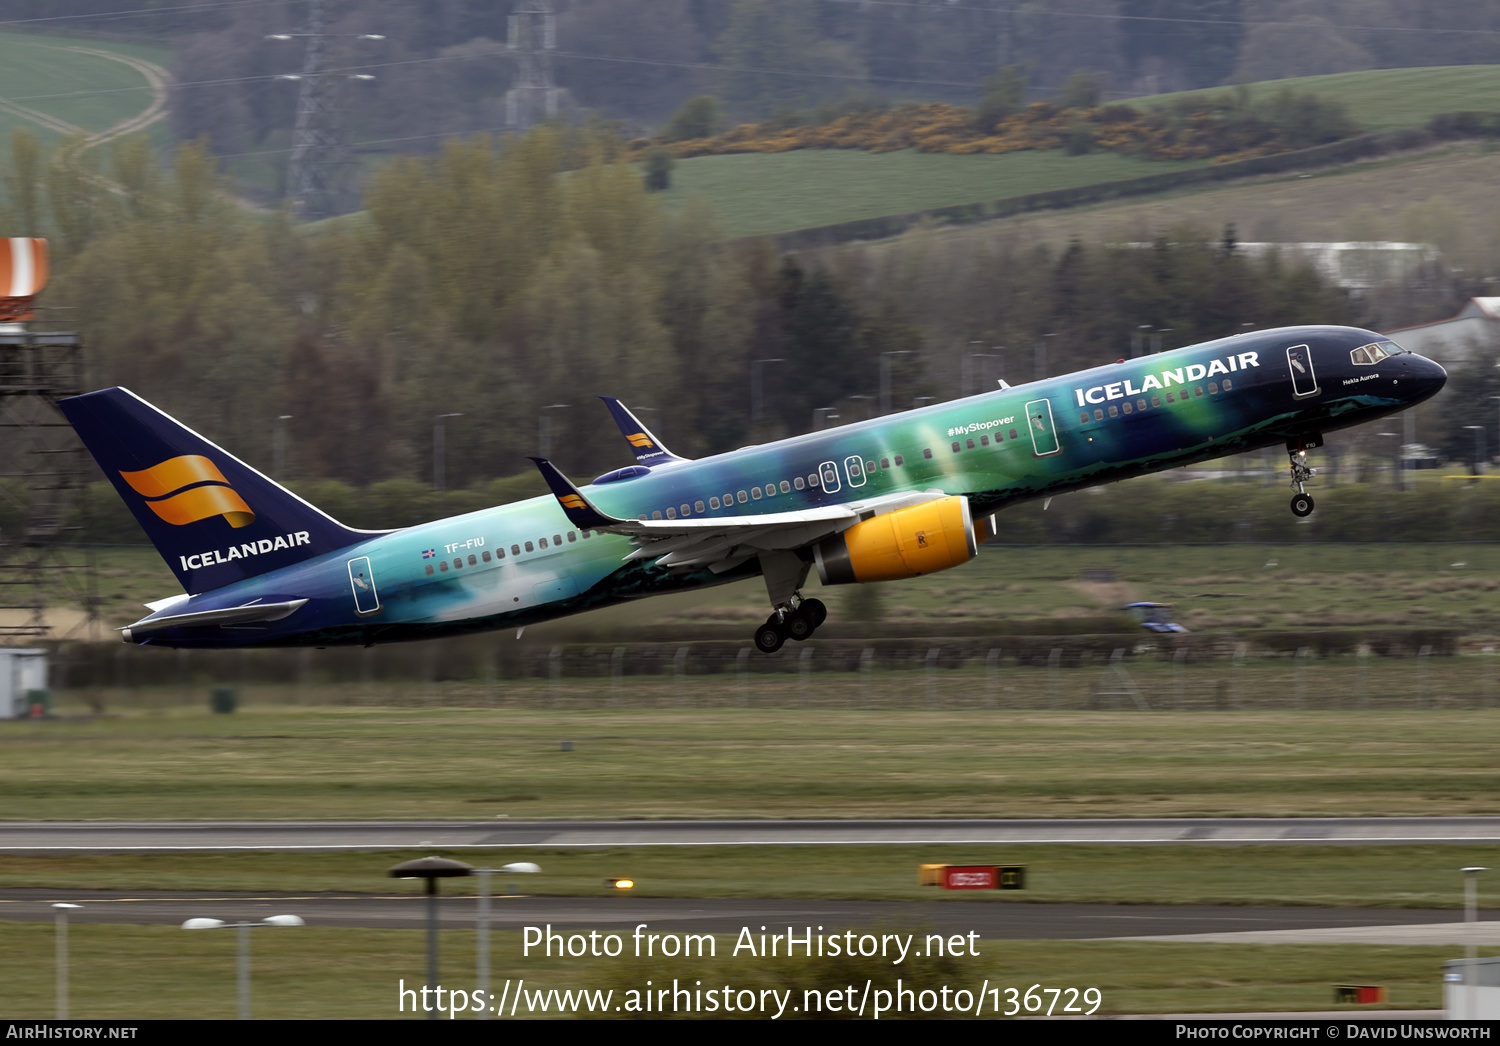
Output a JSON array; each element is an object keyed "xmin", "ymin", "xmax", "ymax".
[
  {"xmin": 505, "ymin": 0, "xmax": 569, "ymax": 131},
  {"xmin": 0, "ymin": 329, "xmax": 98, "ymax": 643},
  {"xmin": 278, "ymin": 0, "xmax": 377, "ymax": 221}
]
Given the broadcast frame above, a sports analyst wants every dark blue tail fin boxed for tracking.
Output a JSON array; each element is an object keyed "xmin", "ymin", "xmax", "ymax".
[{"xmin": 60, "ymin": 388, "xmax": 373, "ymax": 594}]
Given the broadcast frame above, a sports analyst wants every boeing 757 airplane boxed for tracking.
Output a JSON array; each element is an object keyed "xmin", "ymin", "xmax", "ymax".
[{"xmin": 60, "ymin": 325, "xmax": 1445, "ymax": 653}]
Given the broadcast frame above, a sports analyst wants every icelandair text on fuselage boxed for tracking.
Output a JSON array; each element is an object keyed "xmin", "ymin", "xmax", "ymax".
[
  {"xmin": 1074, "ymin": 352, "xmax": 1260, "ymax": 407},
  {"xmin": 1177, "ymin": 1027, "xmax": 1491, "ymax": 1039},
  {"xmin": 179, "ymin": 531, "xmax": 311, "ymax": 572}
]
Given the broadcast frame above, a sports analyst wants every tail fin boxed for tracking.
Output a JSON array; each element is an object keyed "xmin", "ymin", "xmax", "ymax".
[{"xmin": 59, "ymin": 388, "xmax": 373, "ymax": 594}]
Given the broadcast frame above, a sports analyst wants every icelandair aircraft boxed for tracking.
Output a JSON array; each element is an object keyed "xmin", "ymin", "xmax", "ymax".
[{"xmin": 61, "ymin": 325, "xmax": 1445, "ymax": 653}]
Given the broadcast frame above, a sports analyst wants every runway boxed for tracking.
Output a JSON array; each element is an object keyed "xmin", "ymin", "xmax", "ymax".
[
  {"xmin": 6, "ymin": 816, "xmax": 1500, "ymax": 852},
  {"xmin": 0, "ymin": 889, "xmax": 1491, "ymax": 940}
]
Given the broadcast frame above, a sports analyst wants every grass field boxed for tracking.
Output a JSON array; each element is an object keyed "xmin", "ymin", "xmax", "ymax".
[
  {"xmin": 6, "ymin": 706, "xmax": 1500, "ymax": 821},
  {"xmin": 6, "ymin": 845, "xmax": 1500, "ymax": 909},
  {"xmin": 0, "ymin": 923, "xmax": 1466, "ymax": 1018},
  {"xmin": 0, "ymin": 31, "xmax": 173, "ymax": 149},
  {"xmin": 1132, "ymin": 66, "xmax": 1500, "ymax": 135},
  {"xmin": 903, "ymin": 139, "xmax": 1500, "ymax": 269},
  {"xmin": 651, "ymin": 67, "xmax": 1500, "ymax": 239},
  {"xmin": 54, "ymin": 537, "xmax": 1500, "ymax": 638},
  {"xmin": 658, "ymin": 149, "xmax": 1208, "ymax": 238}
]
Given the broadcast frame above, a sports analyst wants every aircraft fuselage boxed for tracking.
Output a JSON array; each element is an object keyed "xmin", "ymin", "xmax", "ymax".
[{"xmin": 94, "ymin": 325, "xmax": 1446, "ymax": 648}]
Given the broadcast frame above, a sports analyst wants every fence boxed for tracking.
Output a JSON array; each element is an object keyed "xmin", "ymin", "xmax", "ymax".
[{"xmin": 40, "ymin": 633, "xmax": 1497, "ymax": 713}]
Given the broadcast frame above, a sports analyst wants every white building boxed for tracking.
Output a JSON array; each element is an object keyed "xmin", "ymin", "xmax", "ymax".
[{"xmin": 1385, "ymin": 297, "xmax": 1500, "ymax": 367}]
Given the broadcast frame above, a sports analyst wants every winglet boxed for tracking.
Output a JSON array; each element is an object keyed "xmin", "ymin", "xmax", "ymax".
[
  {"xmin": 530, "ymin": 458, "xmax": 626, "ymax": 530},
  {"xmin": 599, "ymin": 397, "xmax": 688, "ymax": 466}
]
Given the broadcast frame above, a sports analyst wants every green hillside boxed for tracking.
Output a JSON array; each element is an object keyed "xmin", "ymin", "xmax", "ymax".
[
  {"xmin": 658, "ymin": 66, "xmax": 1500, "ymax": 239},
  {"xmin": 659, "ymin": 148, "xmax": 1208, "ymax": 238},
  {"xmin": 1131, "ymin": 65, "xmax": 1500, "ymax": 134},
  {"xmin": 0, "ymin": 31, "xmax": 173, "ymax": 149}
]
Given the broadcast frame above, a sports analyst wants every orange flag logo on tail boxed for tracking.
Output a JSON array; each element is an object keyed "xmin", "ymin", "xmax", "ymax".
[{"xmin": 119, "ymin": 455, "xmax": 256, "ymax": 528}]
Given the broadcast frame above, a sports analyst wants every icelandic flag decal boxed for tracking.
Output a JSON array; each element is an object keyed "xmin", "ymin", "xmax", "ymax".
[{"xmin": 421, "ymin": 549, "xmax": 436, "ymax": 559}]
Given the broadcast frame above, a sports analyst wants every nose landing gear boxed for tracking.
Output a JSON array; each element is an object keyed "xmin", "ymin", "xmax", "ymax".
[{"xmin": 1286, "ymin": 435, "xmax": 1321, "ymax": 517}]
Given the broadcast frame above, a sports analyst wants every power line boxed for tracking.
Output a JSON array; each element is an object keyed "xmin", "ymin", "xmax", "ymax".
[{"xmin": 0, "ymin": 0, "xmax": 265, "ymax": 28}]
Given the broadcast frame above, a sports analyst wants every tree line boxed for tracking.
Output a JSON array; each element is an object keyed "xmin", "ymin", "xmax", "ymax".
[{"xmin": 0, "ymin": 125, "xmax": 1480, "ymax": 520}]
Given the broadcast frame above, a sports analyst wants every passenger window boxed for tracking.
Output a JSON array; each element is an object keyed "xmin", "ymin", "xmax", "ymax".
[
  {"xmin": 751, "ymin": 487, "xmax": 762, "ymax": 500},
  {"xmin": 793, "ymin": 478, "xmax": 804, "ymax": 491},
  {"xmin": 1166, "ymin": 392, "xmax": 1175, "ymax": 403},
  {"xmin": 567, "ymin": 532, "xmax": 577, "ymax": 542},
  {"xmin": 1008, "ymin": 429, "xmax": 1018, "ymax": 440},
  {"xmin": 880, "ymin": 457, "xmax": 890, "ymax": 469},
  {"xmin": 666, "ymin": 507, "xmax": 676, "ymax": 519},
  {"xmin": 512, "ymin": 544, "xmax": 521, "ymax": 556},
  {"xmin": 1080, "ymin": 413, "xmax": 1090, "ymax": 424},
  {"xmin": 582, "ymin": 530, "xmax": 591, "ymax": 539},
  {"xmin": 652, "ymin": 511, "xmax": 663, "ymax": 520},
  {"xmin": 894, "ymin": 455, "xmax": 904, "ymax": 466},
  {"xmin": 1222, "ymin": 379, "xmax": 1233, "ymax": 391},
  {"xmin": 1122, "ymin": 402, "xmax": 1132, "ymax": 414},
  {"xmin": 965, "ymin": 439, "xmax": 975, "ymax": 450},
  {"xmin": 779, "ymin": 481, "xmax": 790, "ymax": 494},
  {"xmin": 1208, "ymin": 382, "xmax": 1218, "ymax": 394},
  {"xmin": 765, "ymin": 484, "xmax": 775, "ymax": 497},
  {"xmin": 1094, "ymin": 409, "xmax": 1104, "ymax": 421},
  {"xmin": 737, "ymin": 491, "xmax": 747, "ymax": 504},
  {"xmin": 923, "ymin": 448, "xmax": 933, "ymax": 459},
  {"xmin": 483, "ymin": 550, "xmax": 492, "ymax": 562},
  {"xmin": 695, "ymin": 500, "xmax": 705, "ymax": 513},
  {"xmin": 951, "ymin": 442, "xmax": 961, "ymax": 453},
  {"xmin": 453, "ymin": 558, "xmax": 462, "ymax": 569},
  {"xmin": 426, "ymin": 565, "xmax": 434, "ymax": 576},
  {"xmin": 808, "ymin": 474, "xmax": 820, "ymax": 488},
  {"xmin": 1194, "ymin": 386, "xmax": 1203, "ymax": 397},
  {"xmin": 1151, "ymin": 396, "xmax": 1161, "ymax": 408},
  {"xmin": 1108, "ymin": 406, "xmax": 1118, "ymax": 417},
  {"xmin": 710, "ymin": 496, "xmax": 721, "ymax": 509},
  {"xmin": 539, "ymin": 538, "xmax": 548, "ymax": 549},
  {"xmin": 525, "ymin": 541, "xmax": 534, "ymax": 552},
  {"xmin": 440, "ymin": 561, "xmax": 449, "ymax": 572},
  {"xmin": 865, "ymin": 460, "xmax": 875, "ymax": 474},
  {"xmin": 979, "ymin": 436, "xmax": 989, "ymax": 446},
  {"xmin": 497, "ymin": 548, "xmax": 505, "ymax": 559},
  {"xmin": 554, "ymin": 534, "xmax": 561, "ymax": 545},
  {"xmin": 468, "ymin": 554, "xmax": 477, "ymax": 566},
  {"xmin": 680, "ymin": 504, "xmax": 690, "ymax": 517},
  {"xmin": 1137, "ymin": 398, "xmax": 1146, "ymax": 410}
]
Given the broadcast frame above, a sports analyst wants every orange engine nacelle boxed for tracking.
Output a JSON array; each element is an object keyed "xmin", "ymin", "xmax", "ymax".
[{"xmin": 813, "ymin": 495, "xmax": 980, "ymax": 585}]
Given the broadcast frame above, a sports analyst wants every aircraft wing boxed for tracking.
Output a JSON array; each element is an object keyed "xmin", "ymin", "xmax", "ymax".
[{"xmin": 531, "ymin": 458, "xmax": 944, "ymax": 570}]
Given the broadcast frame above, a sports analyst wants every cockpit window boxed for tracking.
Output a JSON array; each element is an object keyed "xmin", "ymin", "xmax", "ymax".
[{"xmin": 1351, "ymin": 341, "xmax": 1399, "ymax": 366}]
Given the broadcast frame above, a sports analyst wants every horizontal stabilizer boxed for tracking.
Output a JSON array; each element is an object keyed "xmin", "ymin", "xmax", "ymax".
[
  {"xmin": 600, "ymin": 397, "xmax": 688, "ymax": 466},
  {"xmin": 124, "ymin": 598, "xmax": 308, "ymax": 639}
]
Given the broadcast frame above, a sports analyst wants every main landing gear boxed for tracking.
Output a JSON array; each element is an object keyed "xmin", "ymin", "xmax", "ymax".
[
  {"xmin": 753, "ymin": 597, "xmax": 828, "ymax": 653},
  {"xmin": 1286, "ymin": 435, "xmax": 1321, "ymax": 517}
]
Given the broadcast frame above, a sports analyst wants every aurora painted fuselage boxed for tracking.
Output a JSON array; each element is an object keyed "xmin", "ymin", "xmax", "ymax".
[{"xmin": 63, "ymin": 324, "xmax": 1446, "ymax": 649}]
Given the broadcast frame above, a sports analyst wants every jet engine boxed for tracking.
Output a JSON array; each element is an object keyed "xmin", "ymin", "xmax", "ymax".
[{"xmin": 812, "ymin": 495, "xmax": 979, "ymax": 585}]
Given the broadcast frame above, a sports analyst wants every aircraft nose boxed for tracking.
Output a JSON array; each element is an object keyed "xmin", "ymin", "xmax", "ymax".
[{"xmin": 1398, "ymin": 351, "xmax": 1446, "ymax": 399}]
